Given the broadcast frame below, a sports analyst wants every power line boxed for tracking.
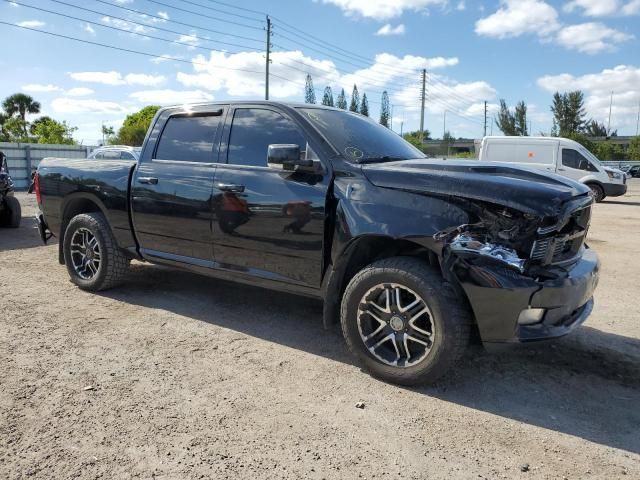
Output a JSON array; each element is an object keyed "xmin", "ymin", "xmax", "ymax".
[
  {"xmin": 7, "ymin": 0, "xmax": 262, "ymax": 55},
  {"xmin": 92, "ymin": 0, "xmax": 264, "ymax": 43},
  {"xmin": 153, "ymin": 0, "xmax": 264, "ymax": 23},
  {"xmin": 139, "ymin": 0, "xmax": 265, "ymax": 31}
]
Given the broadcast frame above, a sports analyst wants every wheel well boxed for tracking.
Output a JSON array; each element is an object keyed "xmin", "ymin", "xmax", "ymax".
[
  {"xmin": 322, "ymin": 235, "xmax": 441, "ymax": 329},
  {"xmin": 58, "ymin": 198, "xmax": 102, "ymax": 264}
]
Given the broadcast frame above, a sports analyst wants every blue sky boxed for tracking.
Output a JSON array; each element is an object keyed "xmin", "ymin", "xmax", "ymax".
[{"xmin": 0, "ymin": 0, "xmax": 639, "ymax": 144}]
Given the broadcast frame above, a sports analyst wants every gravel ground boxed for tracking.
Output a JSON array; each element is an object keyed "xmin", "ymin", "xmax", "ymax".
[{"xmin": 1, "ymin": 185, "xmax": 639, "ymax": 480}]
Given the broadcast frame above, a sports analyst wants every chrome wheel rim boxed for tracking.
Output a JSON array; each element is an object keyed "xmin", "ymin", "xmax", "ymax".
[
  {"xmin": 357, "ymin": 283, "xmax": 435, "ymax": 368},
  {"xmin": 70, "ymin": 228, "xmax": 101, "ymax": 280}
]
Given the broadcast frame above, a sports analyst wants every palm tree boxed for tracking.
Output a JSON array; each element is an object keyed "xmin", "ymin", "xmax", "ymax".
[{"xmin": 2, "ymin": 93, "xmax": 41, "ymax": 136}]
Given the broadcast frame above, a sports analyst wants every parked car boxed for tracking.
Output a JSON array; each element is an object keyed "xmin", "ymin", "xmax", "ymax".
[
  {"xmin": 35, "ymin": 102, "xmax": 600, "ymax": 385},
  {"xmin": 0, "ymin": 151, "xmax": 21, "ymax": 228},
  {"xmin": 88, "ymin": 146, "xmax": 141, "ymax": 161},
  {"xmin": 625, "ymin": 165, "xmax": 640, "ymax": 178},
  {"xmin": 478, "ymin": 136, "xmax": 627, "ymax": 202}
]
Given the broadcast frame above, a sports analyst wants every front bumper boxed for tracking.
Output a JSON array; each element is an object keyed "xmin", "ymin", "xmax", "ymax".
[
  {"xmin": 452, "ymin": 248, "xmax": 600, "ymax": 345},
  {"xmin": 603, "ymin": 182, "xmax": 627, "ymax": 197}
]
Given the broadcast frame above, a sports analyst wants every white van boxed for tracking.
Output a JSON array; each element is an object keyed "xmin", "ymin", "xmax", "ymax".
[{"xmin": 478, "ymin": 136, "xmax": 627, "ymax": 202}]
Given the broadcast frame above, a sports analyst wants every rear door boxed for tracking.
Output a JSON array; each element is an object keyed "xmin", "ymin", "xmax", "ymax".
[
  {"xmin": 210, "ymin": 105, "xmax": 329, "ymax": 287},
  {"xmin": 485, "ymin": 140, "xmax": 556, "ymax": 173},
  {"xmin": 131, "ymin": 106, "xmax": 225, "ymax": 263}
]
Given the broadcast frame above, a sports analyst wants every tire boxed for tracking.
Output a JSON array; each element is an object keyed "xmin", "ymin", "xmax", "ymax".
[
  {"xmin": 340, "ymin": 256, "xmax": 471, "ymax": 386},
  {"xmin": 588, "ymin": 183, "xmax": 605, "ymax": 203},
  {"xmin": 63, "ymin": 212, "xmax": 129, "ymax": 291},
  {"xmin": 0, "ymin": 196, "xmax": 21, "ymax": 228}
]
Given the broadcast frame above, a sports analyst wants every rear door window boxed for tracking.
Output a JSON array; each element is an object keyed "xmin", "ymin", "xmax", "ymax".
[
  {"xmin": 226, "ymin": 108, "xmax": 305, "ymax": 167},
  {"xmin": 155, "ymin": 114, "xmax": 221, "ymax": 162}
]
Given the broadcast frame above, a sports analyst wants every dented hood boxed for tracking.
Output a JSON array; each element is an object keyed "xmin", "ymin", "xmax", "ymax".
[{"xmin": 361, "ymin": 159, "xmax": 591, "ymax": 217}]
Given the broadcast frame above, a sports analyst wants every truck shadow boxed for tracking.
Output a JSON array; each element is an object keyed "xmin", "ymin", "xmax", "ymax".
[
  {"xmin": 99, "ymin": 263, "xmax": 640, "ymax": 455},
  {"xmin": 0, "ymin": 216, "xmax": 48, "ymax": 252}
]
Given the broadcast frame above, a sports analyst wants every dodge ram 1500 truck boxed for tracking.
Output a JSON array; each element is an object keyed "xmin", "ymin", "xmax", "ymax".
[{"xmin": 35, "ymin": 102, "xmax": 600, "ymax": 385}]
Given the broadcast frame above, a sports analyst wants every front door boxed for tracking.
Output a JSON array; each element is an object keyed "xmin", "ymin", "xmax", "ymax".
[
  {"xmin": 559, "ymin": 147, "xmax": 598, "ymax": 182},
  {"xmin": 131, "ymin": 107, "xmax": 225, "ymax": 263},
  {"xmin": 211, "ymin": 106, "xmax": 329, "ymax": 287}
]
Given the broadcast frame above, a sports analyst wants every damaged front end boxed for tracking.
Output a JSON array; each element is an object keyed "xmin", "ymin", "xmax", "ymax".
[{"xmin": 434, "ymin": 196, "xmax": 599, "ymax": 345}]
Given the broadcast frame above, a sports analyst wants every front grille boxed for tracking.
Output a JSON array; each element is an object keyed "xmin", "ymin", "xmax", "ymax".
[{"xmin": 530, "ymin": 205, "xmax": 591, "ymax": 265}]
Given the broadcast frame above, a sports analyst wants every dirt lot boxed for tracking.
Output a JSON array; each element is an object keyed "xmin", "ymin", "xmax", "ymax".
[{"xmin": 1, "ymin": 184, "xmax": 639, "ymax": 480}]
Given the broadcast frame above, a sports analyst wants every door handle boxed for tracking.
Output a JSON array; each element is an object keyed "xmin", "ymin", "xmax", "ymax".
[
  {"xmin": 138, "ymin": 177, "xmax": 158, "ymax": 185},
  {"xmin": 558, "ymin": 168, "xmax": 566, "ymax": 172},
  {"xmin": 215, "ymin": 183, "xmax": 245, "ymax": 193}
]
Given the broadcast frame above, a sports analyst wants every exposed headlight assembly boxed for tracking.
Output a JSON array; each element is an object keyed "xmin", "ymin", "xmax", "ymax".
[{"xmin": 449, "ymin": 233, "xmax": 526, "ymax": 273}]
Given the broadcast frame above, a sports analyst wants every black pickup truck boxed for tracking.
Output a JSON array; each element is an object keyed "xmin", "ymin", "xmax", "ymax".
[{"xmin": 36, "ymin": 102, "xmax": 600, "ymax": 385}]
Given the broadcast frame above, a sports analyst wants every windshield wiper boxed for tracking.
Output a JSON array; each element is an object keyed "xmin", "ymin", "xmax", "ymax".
[{"xmin": 357, "ymin": 156, "xmax": 414, "ymax": 164}]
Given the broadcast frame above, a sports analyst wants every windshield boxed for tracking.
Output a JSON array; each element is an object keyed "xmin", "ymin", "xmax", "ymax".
[{"xmin": 299, "ymin": 108, "xmax": 425, "ymax": 163}]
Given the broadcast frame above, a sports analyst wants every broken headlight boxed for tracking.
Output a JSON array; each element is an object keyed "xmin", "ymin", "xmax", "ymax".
[{"xmin": 448, "ymin": 233, "xmax": 527, "ymax": 273}]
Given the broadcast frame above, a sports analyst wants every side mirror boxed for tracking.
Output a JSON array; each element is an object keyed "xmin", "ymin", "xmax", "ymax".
[{"xmin": 267, "ymin": 144, "xmax": 314, "ymax": 171}]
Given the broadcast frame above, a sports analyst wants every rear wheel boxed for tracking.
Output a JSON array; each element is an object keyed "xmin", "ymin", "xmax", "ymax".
[
  {"xmin": 340, "ymin": 257, "xmax": 471, "ymax": 386},
  {"xmin": 63, "ymin": 212, "xmax": 129, "ymax": 291},
  {"xmin": 588, "ymin": 183, "xmax": 605, "ymax": 203},
  {"xmin": 0, "ymin": 196, "xmax": 21, "ymax": 228}
]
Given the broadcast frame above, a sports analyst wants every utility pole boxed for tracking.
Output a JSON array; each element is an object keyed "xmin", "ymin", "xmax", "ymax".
[
  {"xmin": 490, "ymin": 117, "xmax": 494, "ymax": 136},
  {"xmin": 607, "ymin": 90, "xmax": 613, "ymax": 133},
  {"xmin": 265, "ymin": 16, "xmax": 272, "ymax": 100},
  {"xmin": 419, "ymin": 69, "xmax": 426, "ymax": 144},
  {"xmin": 443, "ymin": 110, "xmax": 447, "ymax": 138},
  {"xmin": 483, "ymin": 101, "xmax": 487, "ymax": 137},
  {"xmin": 390, "ymin": 104, "xmax": 394, "ymax": 131}
]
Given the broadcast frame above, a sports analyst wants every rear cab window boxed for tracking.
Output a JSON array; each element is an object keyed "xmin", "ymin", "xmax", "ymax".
[{"xmin": 154, "ymin": 114, "xmax": 222, "ymax": 162}]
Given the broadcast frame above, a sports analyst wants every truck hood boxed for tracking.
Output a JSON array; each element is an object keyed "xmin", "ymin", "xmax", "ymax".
[{"xmin": 361, "ymin": 159, "xmax": 591, "ymax": 217}]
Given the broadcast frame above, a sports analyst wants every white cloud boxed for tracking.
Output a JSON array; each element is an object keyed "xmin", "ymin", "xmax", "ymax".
[
  {"xmin": 563, "ymin": 0, "xmax": 640, "ymax": 16},
  {"xmin": 150, "ymin": 54, "xmax": 178, "ymax": 64},
  {"xmin": 66, "ymin": 87, "xmax": 95, "ymax": 97},
  {"xmin": 128, "ymin": 89, "xmax": 213, "ymax": 104},
  {"xmin": 537, "ymin": 65, "xmax": 640, "ymax": 132},
  {"xmin": 51, "ymin": 98, "xmax": 130, "ymax": 115},
  {"xmin": 475, "ymin": 0, "xmax": 560, "ymax": 39},
  {"xmin": 622, "ymin": 0, "xmax": 640, "ymax": 14},
  {"xmin": 17, "ymin": 20, "xmax": 45, "ymax": 28},
  {"xmin": 83, "ymin": 23, "xmax": 96, "ymax": 35},
  {"xmin": 556, "ymin": 22, "xmax": 633, "ymax": 54},
  {"xmin": 456, "ymin": 1, "xmax": 466, "ymax": 11},
  {"xmin": 101, "ymin": 16, "xmax": 150, "ymax": 34},
  {"xmin": 178, "ymin": 32, "xmax": 199, "ymax": 49},
  {"xmin": 564, "ymin": 0, "xmax": 620, "ymax": 16},
  {"xmin": 319, "ymin": 0, "xmax": 447, "ymax": 20},
  {"xmin": 22, "ymin": 84, "xmax": 62, "ymax": 92},
  {"xmin": 124, "ymin": 73, "xmax": 165, "ymax": 86},
  {"xmin": 176, "ymin": 50, "xmax": 458, "ymax": 99},
  {"xmin": 375, "ymin": 24, "xmax": 406, "ymax": 36},
  {"xmin": 157, "ymin": 11, "xmax": 169, "ymax": 20},
  {"xmin": 69, "ymin": 71, "xmax": 165, "ymax": 86}
]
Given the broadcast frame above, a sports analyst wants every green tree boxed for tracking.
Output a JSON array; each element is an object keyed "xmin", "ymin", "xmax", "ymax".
[
  {"xmin": 628, "ymin": 136, "xmax": 640, "ymax": 160},
  {"xmin": 336, "ymin": 89, "xmax": 347, "ymax": 110},
  {"xmin": 2, "ymin": 93, "xmax": 41, "ymax": 136},
  {"xmin": 402, "ymin": 130, "xmax": 430, "ymax": 150},
  {"xmin": 321, "ymin": 86, "xmax": 334, "ymax": 107},
  {"xmin": 2, "ymin": 117, "xmax": 29, "ymax": 141},
  {"xmin": 349, "ymin": 85, "xmax": 360, "ymax": 112},
  {"xmin": 32, "ymin": 118, "xmax": 77, "ymax": 144},
  {"xmin": 304, "ymin": 74, "xmax": 316, "ymax": 104},
  {"xmin": 379, "ymin": 91, "xmax": 390, "ymax": 127},
  {"xmin": 565, "ymin": 132, "xmax": 595, "ymax": 153},
  {"xmin": 495, "ymin": 100, "xmax": 517, "ymax": 136},
  {"xmin": 360, "ymin": 93, "xmax": 369, "ymax": 117},
  {"xmin": 584, "ymin": 120, "xmax": 616, "ymax": 137},
  {"xmin": 29, "ymin": 116, "xmax": 54, "ymax": 135},
  {"xmin": 594, "ymin": 141, "xmax": 624, "ymax": 160},
  {"xmin": 0, "ymin": 112, "xmax": 10, "ymax": 141},
  {"xmin": 551, "ymin": 91, "xmax": 586, "ymax": 136},
  {"xmin": 514, "ymin": 101, "xmax": 528, "ymax": 136},
  {"xmin": 114, "ymin": 105, "xmax": 161, "ymax": 146},
  {"xmin": 102, "ymin": 124, "xmax": 115, "ymax": 144}
]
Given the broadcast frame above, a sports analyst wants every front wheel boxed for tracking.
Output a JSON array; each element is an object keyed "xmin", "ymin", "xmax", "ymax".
[
  {"xmin": 63, "ymin": 212, "xmax": 129, "ymax": 291},
  {"xmin": 588, "ymin": 183, "xmax": 605, "ymax": 203},
  {"xmin": 340, "ymin": 257, "xmax": 471, "ymax": 386},
  {"xmin": 0, "ymin": 196, "xmax": 21, "ymax": 228}
]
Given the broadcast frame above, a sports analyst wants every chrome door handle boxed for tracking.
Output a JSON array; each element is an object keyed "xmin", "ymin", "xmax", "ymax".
[
  {"xmin": 138, "ymin": 177, "xmax": 158, "ymax": 185},
  {"xmin": 215, "ymin": 183, "xmax": 245, "ymax": 193}
]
